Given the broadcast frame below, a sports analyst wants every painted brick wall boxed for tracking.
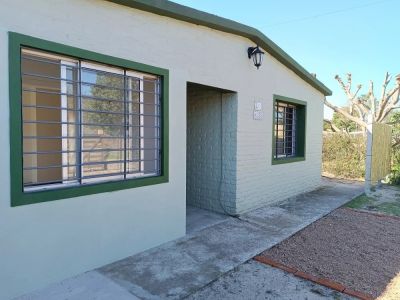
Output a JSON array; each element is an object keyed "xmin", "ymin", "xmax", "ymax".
[
  {"xmin": 235, "ymin": 67, "xmax": 324, "ymax": 213},
  {"xmin": 186, "ymin": 86, "xmax": 237, "ymax": 214}
]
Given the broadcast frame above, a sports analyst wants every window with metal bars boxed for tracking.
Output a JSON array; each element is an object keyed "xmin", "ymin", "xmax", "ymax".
[
  {"xmin": 22, "ymin": 48, "xmax": 162, "ymax": 191},
  {"xmin": 274, "ymin": 101, "xmax": 297, "ymax": 158},
  {"xmin": 273, "ymin": 97, "xmax": 306, "ymax": 163}
]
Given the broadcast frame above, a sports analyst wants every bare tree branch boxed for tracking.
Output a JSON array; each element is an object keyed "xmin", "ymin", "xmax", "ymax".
[
  {"xmin": 368, "ymin": 80, "xmax": 376, "ymax": 119},
  {"xmin": 324, "ymin": 119, "xmax": 341, "ymax": 132},
  {"xmin": 335, "ymin": 74, "xmax": 369, "ymax": 119},
  {"xmin": 380, "ymin": 72, "xmax": 391, "ymax": 103},
  {"xmin": 376, "ymin": 75, "xmax": 400, "ymax": 122},
  {"xmin": 376, "ymin": 72, "xmax": 393, "ymax": 121},
  {"xmin": 324, "ymin": 98, "xmax": 368, "ymax": 129},
  {"xmin": 378, "ymin": 86, "xmax": 400, "ymax": 122},
  {"xmin": 331, "ymin": 73, "xmax": 400, "ymax": 146},
  {"xmin": 352, "ymin": 104, "xmax": 365, "ymax": 121},
  {"xmin": 352, "ymin": 84, "xmax": 362, "ymax": 100},
  {"xmin": 355, "ymin": 100, "xmax": 370, "ymax": 117},
  {"xmin": 346, "ymin": 73, "xmax": 352, "ymax": 92}
]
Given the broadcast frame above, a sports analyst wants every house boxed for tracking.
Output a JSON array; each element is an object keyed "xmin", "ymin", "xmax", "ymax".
[{"xmin": 0, "ymin": 0, "xmax": 332, "ymax": 298}]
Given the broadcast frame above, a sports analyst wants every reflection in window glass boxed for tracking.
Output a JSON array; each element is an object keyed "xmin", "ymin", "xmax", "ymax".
[{"xmin": 21, "ymin": 48, "xmax": 162, "ymax": 191}]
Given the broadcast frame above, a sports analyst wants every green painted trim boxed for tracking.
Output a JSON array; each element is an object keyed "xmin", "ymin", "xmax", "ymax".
[
  {"xmin": 271, "ymin": 94, "xmax": 307, "ymax": 165},
  {"xmin": 107, "ymin": 0, "xmax": 332, "ymax": 96},
  {"xmin": 9, "ymin": 32, "xmax": 169, "ymax": 207},
  {"xmin": 271, "ymin": 156, "xmax": 306, "ymax": 165}
]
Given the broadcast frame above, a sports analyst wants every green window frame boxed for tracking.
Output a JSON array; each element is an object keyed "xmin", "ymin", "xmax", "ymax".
[
  {"xmin": 9, "ymin": 32, "xmax": 169, "ymax": 206},
  {"xmin": 272, "ymin": 95, "xmax": 306, "ymax": 165}
]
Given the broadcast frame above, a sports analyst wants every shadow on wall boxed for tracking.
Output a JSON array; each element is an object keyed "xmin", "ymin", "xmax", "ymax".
[{"xmin": 186, "ymin": 82, "xmax": 238, "ymax": 215}]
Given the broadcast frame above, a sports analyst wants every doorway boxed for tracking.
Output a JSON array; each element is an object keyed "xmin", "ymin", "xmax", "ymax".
[{"xmin": 186, "ymin": 82, "xmax": 237, "ymax": 220}]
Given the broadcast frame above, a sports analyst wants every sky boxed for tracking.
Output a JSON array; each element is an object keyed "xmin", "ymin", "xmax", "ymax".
[{"xmin": 173, "ymin": 0, "xmax": 399, "ymax": 119}]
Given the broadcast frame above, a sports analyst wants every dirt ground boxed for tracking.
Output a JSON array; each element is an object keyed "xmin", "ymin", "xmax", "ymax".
[{"xmin": 260, "ymin": 208, "xmax": 400, "ymax": 299}]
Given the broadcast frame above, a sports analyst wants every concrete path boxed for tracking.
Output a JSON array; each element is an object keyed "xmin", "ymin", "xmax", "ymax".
[
  {"xmin": 186, "ymin": 206, "xmax": 230, "ymax": 235},
  {"xmin": 15, "ymin": 178, "xmax": 363, "ymax": 300},
  {"xmin": 187, "ymin": 260, "xmax": 354, "ymax": 300}
]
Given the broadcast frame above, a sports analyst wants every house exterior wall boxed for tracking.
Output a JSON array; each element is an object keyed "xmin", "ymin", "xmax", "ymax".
[
  {"xmin": 0, "ymin": 0, "xmax": 324, "ymax": 298},
  {"xmin": 235, "ymin": 76, "xmax": 324, "ymax": 213},
  {"xmin": 186, "ymin": 87, "xmax": 237, "ymax": 214}
]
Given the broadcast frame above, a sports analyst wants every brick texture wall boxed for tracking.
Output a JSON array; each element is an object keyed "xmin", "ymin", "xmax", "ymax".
[
  {"xmin": 186, "ymin": 85, "xmax": 237, "ymax": 214},
  {"xmin": 235, "ymin": 83, "xmax": 324, "ymax": 213}
]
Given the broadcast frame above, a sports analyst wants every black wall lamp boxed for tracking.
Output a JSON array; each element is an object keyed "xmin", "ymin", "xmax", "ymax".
[{"xmin": 248, "ymin": 46, "xmax": 264, "ymax": 69}]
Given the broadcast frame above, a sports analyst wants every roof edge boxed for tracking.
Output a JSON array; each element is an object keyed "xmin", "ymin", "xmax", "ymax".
[{"xmin": 106, "ymin": 0, "xmax": 332, "ymax": 96}]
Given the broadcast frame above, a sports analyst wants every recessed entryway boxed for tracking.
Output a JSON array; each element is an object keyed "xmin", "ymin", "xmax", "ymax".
[{"xmin": 186, "ymin": 82, "xmax": 238, "ymax": 229}]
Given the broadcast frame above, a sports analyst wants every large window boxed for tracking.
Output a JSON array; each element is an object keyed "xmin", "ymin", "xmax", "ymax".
[
  {"xmin": 272, "ymin": 96, "xmax": 306, "ymax": 164},
  {"xmin": 22, "ymin": 48, "xmax": 161, "ymax": 191},
  {"xmin": 9, "ymin": 32, "xmax": 168, "ymax": 206}
]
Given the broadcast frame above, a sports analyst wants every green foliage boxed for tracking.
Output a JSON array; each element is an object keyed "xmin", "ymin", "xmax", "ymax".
[
  {"xmin": 389, "ymin": 111, "xmax": 400, "ymax": 144},
  {"xmin": 86, "ymin": 74, "xmax": 125, "ymax": 136},
  {"xmin": 322, "ymin": 133, "xmax": 366, "ymax": 179},
  {"xmin": 388, "ymin": 150, "xmax": 400, "ymax": 185},
  {"xmin": 331, "ymin": 110, "xmax": 358, "ymax": 133},
  {"xmin": 388, "ymin": 111, "xmax": 400, "ymax": 185},
  {"xmin": 323, "ymin": 121, "xmax": 332, "ymax": 131}
]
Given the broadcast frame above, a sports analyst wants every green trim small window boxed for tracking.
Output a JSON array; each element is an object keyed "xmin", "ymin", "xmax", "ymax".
[
  {"xmin": 272, "ymin": 95, "xmax": 306, "ymax": 165},
  {"xmin": 9, "ymin": 32, "xmax": 169, "ymax": 206}
]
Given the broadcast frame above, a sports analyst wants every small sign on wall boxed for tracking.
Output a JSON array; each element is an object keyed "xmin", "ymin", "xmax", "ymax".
[{"xmin": 253, "ymin": 101, "xmax": 263, "ymax": 120}]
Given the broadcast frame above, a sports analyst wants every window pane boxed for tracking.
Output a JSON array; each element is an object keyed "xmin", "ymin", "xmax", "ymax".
[
  {"xmin": 126, "ymin": 74, "xmax": 161, "ymax": 177},
  {"xmin": 21, "ymin": 49, "xmax": 163, "ymax": 191},
  {"xmin": 22, "ymin": 48, "xmax": 79, "ymax": 188},
  {"xmin": 80, "ymin": 63, "xmax": 125, "ymax": 183},
  {"xmin": 81, "ymin": 137, "xmax": 125, "ymax": 182},
  {"xmin": 275, "ymin": 101, "xmax": 297, "ymax": 159}
]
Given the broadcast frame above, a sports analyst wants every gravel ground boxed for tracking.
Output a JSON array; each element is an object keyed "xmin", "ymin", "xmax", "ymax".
[{"xmin": 261, "ymin": 208, "xmax": 400, "ymax": 298}]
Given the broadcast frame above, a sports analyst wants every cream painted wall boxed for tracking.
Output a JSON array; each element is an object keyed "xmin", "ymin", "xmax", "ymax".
[{"xmin": 0, "ymin": 0, "xmax": 325, "ymax": 298}]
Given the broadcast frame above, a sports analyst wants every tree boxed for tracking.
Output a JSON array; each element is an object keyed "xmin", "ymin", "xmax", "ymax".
[
  {"xmin": 84, "ymin": 73, "xmax": 126, "ymax": 170},
  {"xmin": 323, "ymin": 119, "xmax": 335, "ymax": 132},
  {"xmin": 324, "ymin": 73, "xmax": 400, "ymax": 132},
  {"xmin": 388, "ymin": 111, "xmax": 400, "ymax": 148},
  {"xmin": 88, "ymin": 74, "xmax": 125, "ymax": 137},
  {"xmin": 331, "ymin": 109, "xmax": 359, "ymax": 133},
  {"xmin": 325, "ymin": 73, "xmax": 400, "ymax": 188}
]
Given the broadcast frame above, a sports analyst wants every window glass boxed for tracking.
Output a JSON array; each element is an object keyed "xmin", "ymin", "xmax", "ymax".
[
  {"xmin": 274, "ymin": 101, "xmax": 297, "ymax": 159},
  {"xmin": 22, "ymin": 50, "xmax": 79, "ymax": 187},
  {"xmin": 21, "ymin": 48, "xmax": 162, "ymax": 191}
]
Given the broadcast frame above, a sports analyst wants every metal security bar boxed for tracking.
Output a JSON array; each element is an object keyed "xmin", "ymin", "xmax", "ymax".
[
  {"xmin": 21, "ymin": 48, "xmax": 162, "ymax": 191},
  {"xmin": 275, "ymin": 101, "xmax": 297, "ymax": 159}
]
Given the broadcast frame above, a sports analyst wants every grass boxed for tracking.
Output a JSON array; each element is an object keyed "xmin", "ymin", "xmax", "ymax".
[
  {"xmin": 346, "ymin": 193, "xmax": 400, "ymax": 217},
  {"xmin": 345, "ymin": 194, "xmax": 374, "ymax": 209},
  {"xmin": 377, "ymin": 203, "xmax": 400, "ymax": 217}
]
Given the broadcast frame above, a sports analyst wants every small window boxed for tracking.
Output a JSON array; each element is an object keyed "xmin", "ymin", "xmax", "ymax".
[
  {"xmin": 273, "ymin": 96, "xmax": 306, "ymax": 163},
  {"xmin": 22, "ymin": 48, "xmax": 162, "ymax": 191}
]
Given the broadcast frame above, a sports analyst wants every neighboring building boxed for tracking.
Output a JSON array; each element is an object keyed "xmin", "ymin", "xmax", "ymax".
[{"xmin": 0, "ymin": 0, "xmax": 331, "ymax": 298}]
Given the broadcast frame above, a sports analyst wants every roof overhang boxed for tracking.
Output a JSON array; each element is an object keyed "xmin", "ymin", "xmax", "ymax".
[{"xmin": 106, "ymin": 0, "xmax": 332, "ymax": 96}]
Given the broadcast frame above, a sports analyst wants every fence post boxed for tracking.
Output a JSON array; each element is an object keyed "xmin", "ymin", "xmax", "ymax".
[{"xmin": 365, "ymin": 115, "xmax": 373, "ymax": 195}]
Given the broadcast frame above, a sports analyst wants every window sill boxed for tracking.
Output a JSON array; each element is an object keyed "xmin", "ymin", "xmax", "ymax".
[
  {"xmin": 13, "ymin": 174, "xmax": 168, "ymax": 207},
  {"xmin": 272, "ymin": 156, "xmax": 305, "ymax": 165}
]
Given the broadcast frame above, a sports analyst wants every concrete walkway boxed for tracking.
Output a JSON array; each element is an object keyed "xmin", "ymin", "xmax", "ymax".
[
  {"xmin": 187, "ymin": 260, "xmax": 354, "ymax": 300},
  {"xmin": 16, "ymin": 178, "xmax": 363, "ymax": 300}
]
